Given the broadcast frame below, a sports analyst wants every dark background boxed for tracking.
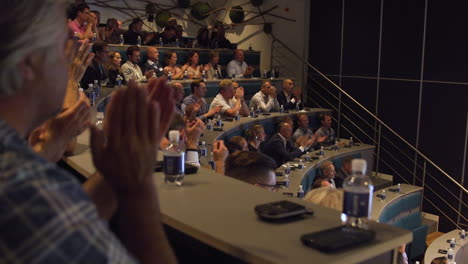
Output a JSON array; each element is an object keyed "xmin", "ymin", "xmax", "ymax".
[{"xmin": 308, "ymin": 0, "xmax": 467, "ymax": 231}]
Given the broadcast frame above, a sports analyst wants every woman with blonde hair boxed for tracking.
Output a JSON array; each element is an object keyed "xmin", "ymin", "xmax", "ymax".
[{"xmin": 303, "ymin": 187, "xmax": 343, "ymax": 211}]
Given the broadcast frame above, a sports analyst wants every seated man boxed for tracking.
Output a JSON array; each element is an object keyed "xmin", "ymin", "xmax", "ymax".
[
  {"xmin": 335, "ymin": 156, "xmax": 354, "ymax": 188},
  {"xmin": 277, "ymin": 79, "xmax": 302, "ymax": 110},
  {"xmin": 181, "ymin": 80, "xmax": 221, "ymax": 122},
  {"xmin": 121, "ymin": 45, "xmax": 154, "ymax": 83},
  {"xmin": 226, "ymin": 49, "xmax": 254, "ymax": 78},
  {"xmin": 123, "ymin": 18, "xmax": 144, "ymax": 45},
  {"xmin": 209, "ymin": 79, "xmax": 249, "ymax": 118},
  {"xmin": 80, "ymin": 41, "xmax": 109, "ymax": 89},
  {"xmin": 249, "ymin": 80, "xmax": 280, "ymax": 113},
  {"xmin": 171, "ymin": 82, "xmax": 185, "ymax": 117},
  {"xmin": 68, "ymin": 3, "xmax": 94, "ymax": 40},
  {"xmin": 225, "ymin": 151, "xmax": 277, "ymax": 191},
  {"xmin": 263, "ymin": 122, "xmax": 312, "ymax": 168},
  {"xmin": 140, "ymin": 47, "xmax": 164, "ymax": 77},
  {"xmin": 292, "ymin": 113, "xmax": 314, "ymax": 143},
  {"xmin": 315, "ymin": 113, "xmax": 336, "ymax": 144},
  {"xmin": 0, "ymin": 1, "xmax": 176, "ymax": 262},
  {"xmin": 312, "ymin": 161, "xmax": 337, "ymax": 189}
]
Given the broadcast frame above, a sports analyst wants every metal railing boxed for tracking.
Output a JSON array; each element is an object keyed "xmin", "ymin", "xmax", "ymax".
[{"xmin": 270, "ymin": 34, "xmax": 467, "ymax": 232}]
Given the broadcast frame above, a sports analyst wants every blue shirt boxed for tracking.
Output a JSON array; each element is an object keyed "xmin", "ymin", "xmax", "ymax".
[{"xmin": 0, "ymin": 119, "xmax": 136, "ymax": 263}]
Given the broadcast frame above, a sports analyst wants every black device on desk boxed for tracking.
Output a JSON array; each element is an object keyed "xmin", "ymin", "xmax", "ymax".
[
  {"xmin": 301, "ymin": 225, "xmax": 375, "ymax": 253},
  {"xmin": 154, "ymin": 161, "xmax": 198, "ymax": 174},
  {"xmin": 255, "ymin": 200, "xmax": 312, "ymax": 221},
  {"xmin": 223, "ymin": 117, "xmax": 234, "ymax": 122}
]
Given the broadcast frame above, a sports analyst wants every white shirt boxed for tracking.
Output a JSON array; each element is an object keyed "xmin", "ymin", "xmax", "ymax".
[
  {"xmin": 121, "ymin": 60, "xmax": 146, "ymax": 83},
  {"xmin": 226, "ymin": 59, "xmax": 248, "ymax": 78},
  {"xmin": 249, "ymin": 91, "xmax": 279, "ymax": 112},
  {"xmin": 210, "ymin": 93, "xmax": 237, "ymax": 116}
]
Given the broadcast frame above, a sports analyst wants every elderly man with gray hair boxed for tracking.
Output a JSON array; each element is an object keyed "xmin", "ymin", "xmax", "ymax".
[{"xmin": 0, "ymin": 1, "xmax": 176, "ymax": 263}]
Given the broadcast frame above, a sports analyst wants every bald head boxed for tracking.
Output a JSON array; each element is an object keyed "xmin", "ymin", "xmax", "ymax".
[
  {"xmin": 282, "ymin": 79, "xmax": 294, "ymax": 94},
  {"xmin": 147, "ymin": 47, "xmax": 159, "ymax": 62},
  {"xmin": 234, "ymin": 49, "xmax": 244, "ymax": 62},
  {"xmin": 278, "ymin": 122, "xmax": 293, "ymax": 140}
]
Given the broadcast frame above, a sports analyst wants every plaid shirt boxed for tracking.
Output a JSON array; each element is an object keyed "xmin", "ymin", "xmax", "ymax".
[
  {"xmin": 0, "ymin": 119, "xmax": 136, "ymax": 264},
  {"xmin": 181, "ymin": 94, "xmax": 209, "ymax": 121}
]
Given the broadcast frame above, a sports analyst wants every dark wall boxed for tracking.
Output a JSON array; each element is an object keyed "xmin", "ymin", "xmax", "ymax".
[{"xmin": 308, "ymin": 0, "xmax": 467, "ymax": 231}]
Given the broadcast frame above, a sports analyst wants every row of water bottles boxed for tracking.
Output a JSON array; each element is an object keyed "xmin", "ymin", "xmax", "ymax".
[{"xmin": 118, "ymin": 34, "xmax": 182, "ymax": 48}]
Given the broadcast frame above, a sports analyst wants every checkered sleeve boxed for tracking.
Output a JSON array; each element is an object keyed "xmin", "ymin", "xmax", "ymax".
[{"xmin": 0, "ymin": 164, "xmax": 137, "ymax": 264}]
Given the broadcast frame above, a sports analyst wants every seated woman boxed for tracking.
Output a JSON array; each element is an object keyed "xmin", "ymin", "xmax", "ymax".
[
  {"xmin": 180, "ymin": 51, "xmax": 202, "ymax": 79},
  {"xmin": 226, "ymin": 136, "xmax": 248, "ymax": 154},
  {"xmin": 204, "ymin": 50, "xmax": 222, "ymax": 79},
  {"xmin": 163, "ymin": 51, "xmax": 183, "ymax": 80},
  {"xmin": 105, "ymin": 51, "xmax": 126, "ymax": 87},
  {"xmin": 311, "ymin": 161, "xmax": 337, "ymax": 189},
  {"xmin": 303, "ymin": 186, "xmax": 343, "ymax": 211},
  {"xmin": 245, "ymin": 125, "xmax": 266, "ymax": 152}
]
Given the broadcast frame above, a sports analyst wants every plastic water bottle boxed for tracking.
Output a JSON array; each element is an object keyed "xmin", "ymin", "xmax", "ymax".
[
  {"xmin": 263, "ymin": 69, "xmax": 268, "ymax": 79},
  {"xmin": 213, "ymin": 70, "xmax": 219, "ymax": 80},
  {"xmin": 119, "ymin": 34, "xmax": 124, "ymax": 45},
  {"xmin": 92, "ymin": 32, "xmax": 97, "ymax": 43},
  {"xmin": 159, "ymin": 37, "xmax": 163, "ymax": 47},
  {"xmin": 270, "ymin": 68, "xmax": 275, "ymax": 80},
  {"xmin": 206, "ymin": 119, "xmax": 213, "ymax": 130},
  {"xmin": 184, "ymin": 70, "xmax": 188, "ymax": 80},
  {"xmin": 447, "ymin": 248, "xmax": 454, "ymax": 261},
  {"xmin": 215, "ymin": 113, "xmax": 222, "ymax": 127},
  {"xmin": 296, "ymin": 102, "xmax": 300, "ymax": 112},
  {"xmin": 334, "ymin": 139, "xmax": 339, "ymax": 151},
  {"xmin": 249, "ymin": 107, "xmax": 255, "ymax": 118},
  {"xmin": 298, "ymin": 159, "xmax": 304, "ymax": 170},
  {"xmin": 202, "ymin": 70, "xmax": 206, "ymax": 79},
  {"xmin": 86, "ymin": 83, "xmax": 95, "ymax": 106},
  {"xmin": 116, "ymin": 74, "xmax": 123, "ymax": 87},
  {"xmin": 381, "ymin": 189, "xmax": 386, "ymax": 200},
  {"xmin": 256, "ymin": 105, "xmax": 261, "ymax": 115},
  {"xmin": 450, "ymin": 238, "xmax": 456, "ymax": 249},
  {"xmin": 168, "ymin": 71, "xmax": 173, "ymax": 81},
  {"xmin": 343, "ymin": 159, "xmax": 374, "ymax": 228},
  {"xmin": 248, "ymin": 43, "xmax": 253, "ymax": 51},
  {"xmin": 349, "ymin": 137, "xmax": 354, "ymax": 147},
  {"xmin": 175, "ymin": 38, "xmax": 180, "ymax": 47},
  {"xmin": 208, "ymin": 151, "xmax": 215, "ymax": 170},
  {"xmin": 137, "ymin": 35, "xmax": 141, "ymax": 46},
  {"xmin": 396, "ymin": 183, "xmax": 401, "ymax": 193},
  {"xmin": 163, "ymin": 130, "xmax": 185, "ymax": 186},
  {"xmin": 304, "ymin": 152, "xmax": 311, "ymax": 162},
  {"xmin": 280, "ymin": 105, "xmax": 284, "ymax": 114},
  {"xmin": 93, "ymin": 80, "xmax": 100, "ymax": 98},
  {"xmin": 319, "ymin": 146, "xmax": 324, "ymax": 156},
  {"xmin": 284, "ymin": 163, "xmax": 291, "ymax": 176},
  {"xmin": 95, "ymin": 112, "xmax": 104, "ymax": 129},
  {"xmin": 297, "ymin": 185, "xmax": 304, "ymax": 198},
  {"xmin": 73, "ymin": 32, "xmax": 79, "ymax": 41},
  {"xmin": 199, "ymin": 141, "xmax": 208, "ymax": 165},
  {"xmin": 461, "ymin": 229, "xmax": 466, "ymax": 240}
]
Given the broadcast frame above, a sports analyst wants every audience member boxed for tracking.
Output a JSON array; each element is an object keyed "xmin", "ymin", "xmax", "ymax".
[
  {"xmin": 196, "ymin": 26, "xmax": 211, "ymax": 48},
  {"xmin": 163, "ymin": 51, "xmax": 183, "ymax": 79},
  {"xmin": 171, "ymin": 82, "xmax": 185, "ymax": 117},
  {"xmin": 229, "ymin": 136, "xmax": 248, "ymax": 152},
  {"xmin": 90, "ymin": 10, "xmax": 104, "ymax": 27},
  {"xmin": 263, "ymin": 122, "xmax": 312, "ymax": 168},
  {"xmin": 292, "ymin": 113, "xmax": 324, "ymax": 148},
  {"xmin": 225, "ymin": 151, "xmax": 277, "ymax": 190},
  {"xmin": 121, "ymin": 45, "xmax": 154, "ymax": 83},
  {"xmin": 430, "ymin": 256, "xmax": 448, "ymax": 264},
  {"xmin": 226, "ymin": 49, "xmax": 255, "ymax": 78},
  {"xmin": 204, "ymin": 50, "xmax": 222, "ymax": 79},
  {"xmin": 303, "ymin": 187, "xmax": 343, "ymax": 211},
  {"xmin": 315, "ymin": 113, "xmax": 336, "ymax": 144},
  {"xmin": 212, "ymin": 140, "xmax": 229, "ymax": 175},
  {"xmin": 0, "ymin": 1, "xmax": 177, "ymax": 262},
  {"xmin": 123, "ymin": 18, "xmax": 144, "ymax": 45},
  {"xmin": 277, "ymin": 79, "xmax": 302, "ymax": 110},
  {"xmin": 210, "ymin": 22, "xmax": 232, "ymax": 49},
  {"xmin": 153, "ymin": 25, "xmax": 177, "ymax": 46},
  {"xmin": 175, "ymin": 25, "xmax": 187, "ymax": 47},
  {"xmin": 181, "ymin": 51, "xmax": 202, "ymax": 79},
  {"xmin": 68, "ymin": 3, "xmax": 94, "ymax": 40},
  {"xmin": 167, "ymin": 17, "xmax": 178, "ymax": 27},
  {"xmin": 312, "ymin": 161, "xmax": 337, "ymax": 189},
  {"xmin": 245, "ymin": 125, "xmax": 266, "ymax": 152},
  {"xmin": 335, "ymin": 156, "xmax": 354, "ymax": 188},
  {"xmin": 102, "ymin": 18, "xmax": 122, "ymax": 44},
  {"xmin": 105, "ymin": 51, "xmax": 126, "ymax": 87},
  {"xmin": 141, "ymin": 47, "xmax": 164, "ymax": 77},
  {"xmin": 249, "ymin": 80, "xmax": 280, "ymax": 112},
  {"xmin": 210, "ymin": 79, "xmax": 249, "ymax": 118},
  {"xmin": 80, "ymin": 41, "xmax": 109, "ymax": 88},
  {"xmin": 181, "ymin": 80, "xmax": 221, "ymax": 121}
]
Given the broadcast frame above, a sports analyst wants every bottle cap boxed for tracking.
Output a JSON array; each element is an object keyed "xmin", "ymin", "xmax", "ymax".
[
  {"xmin": 96, "ymin": 112, "xmax": 104, "ymax": 119},
  {"xmin": 94, "ymin": 80, "xmax": 98, "ymax": 84},
  {"xmin": 351, "ymin": 159, "xmax": 367, "ymax": 174},
  {"xmin": 201, "ymin": 141, "xmax": 206, "ymax": 145},
  {"xmin": 168, "ymin": 130, "xmax": 180, "ymax": 142},
  {"xmin": 88, "ymin": 83, "xmax": 93, "ymax": 88}
]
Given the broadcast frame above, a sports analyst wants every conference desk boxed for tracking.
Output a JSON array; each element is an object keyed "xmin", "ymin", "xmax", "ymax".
[
  {"xmin": 371, "ymin": 184, "xmax": 423, "ymax": 222},
  {"xmin": 65, "ymin": 109, "xmax": 412, "ymax": 263},
  {"xmin": 424, "ymin": 229, "xmax": 467, "ymax": 264}
]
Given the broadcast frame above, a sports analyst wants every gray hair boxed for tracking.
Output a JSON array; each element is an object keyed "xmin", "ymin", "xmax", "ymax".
[{"xmin": 0, "ymin": 0, "xmax": 66, "ymax": 95}]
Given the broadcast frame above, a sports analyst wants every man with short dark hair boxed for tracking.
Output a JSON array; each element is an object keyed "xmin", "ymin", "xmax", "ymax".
[
  {"xmin": 68, "ymin": 3, "xmax": 94, "ymax": 40},
  {"xmin": 171, "ymin": 82, "xmax": 185, "ymax": 117},
  {"xmin": 121, "ymin": 45, "xmax": 154, "ymax": 83},
  {"xmin": 123, "ymin": 18, "xmax": 144, "ymax": 45},
  {"xmin": 263, "ymin": 122, "xmax": 312, "ymax": 168},
  {"xmin": 141, "ymin": 47, "xmax": 164, "ymax": 77},
  {"xmin": 226, "ymin": 49, "xmax": 254, "ymax": 78},
  {"xmin": 181, "ymin": 80, "xmax": 221, "ymax": 121},
  {"xmin": 315, "ymin": 113, "xmax": 336, "ymax": 144},
  {"xmin": 80, "ymin": 41, "xmax": 109, "ymax": 88},
  {"xmin": 334, "ymin": 156, "xmax": 354, "ymax": 188},
  {"xmin": 225, "ymin": 151, "xmax": 277, "ymax": 190}
]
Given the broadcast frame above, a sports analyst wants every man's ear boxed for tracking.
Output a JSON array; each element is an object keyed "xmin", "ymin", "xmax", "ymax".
[{"xmin": 17, "ymin": 55, "xmax": 38, "ymax": 81}]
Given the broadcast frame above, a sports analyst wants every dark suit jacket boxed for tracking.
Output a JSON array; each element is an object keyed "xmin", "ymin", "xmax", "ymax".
[
  {"xmin": 80, "ymin": 60, "xmax": 107, "ymax": 89},
  {"xmin": 263, "ymin": 133, "xmax": 304, "ymax": 168},
  {"xmin": 140, "ymin": 61, "xmax": 164, "ymax": 77},
  {"xmin": 334, "ymin": 168, "xmax": 348, "ymax": 188},
  {"xmin": 277, "ymin": 91, "xmax": 303, "ymax": 110}
]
